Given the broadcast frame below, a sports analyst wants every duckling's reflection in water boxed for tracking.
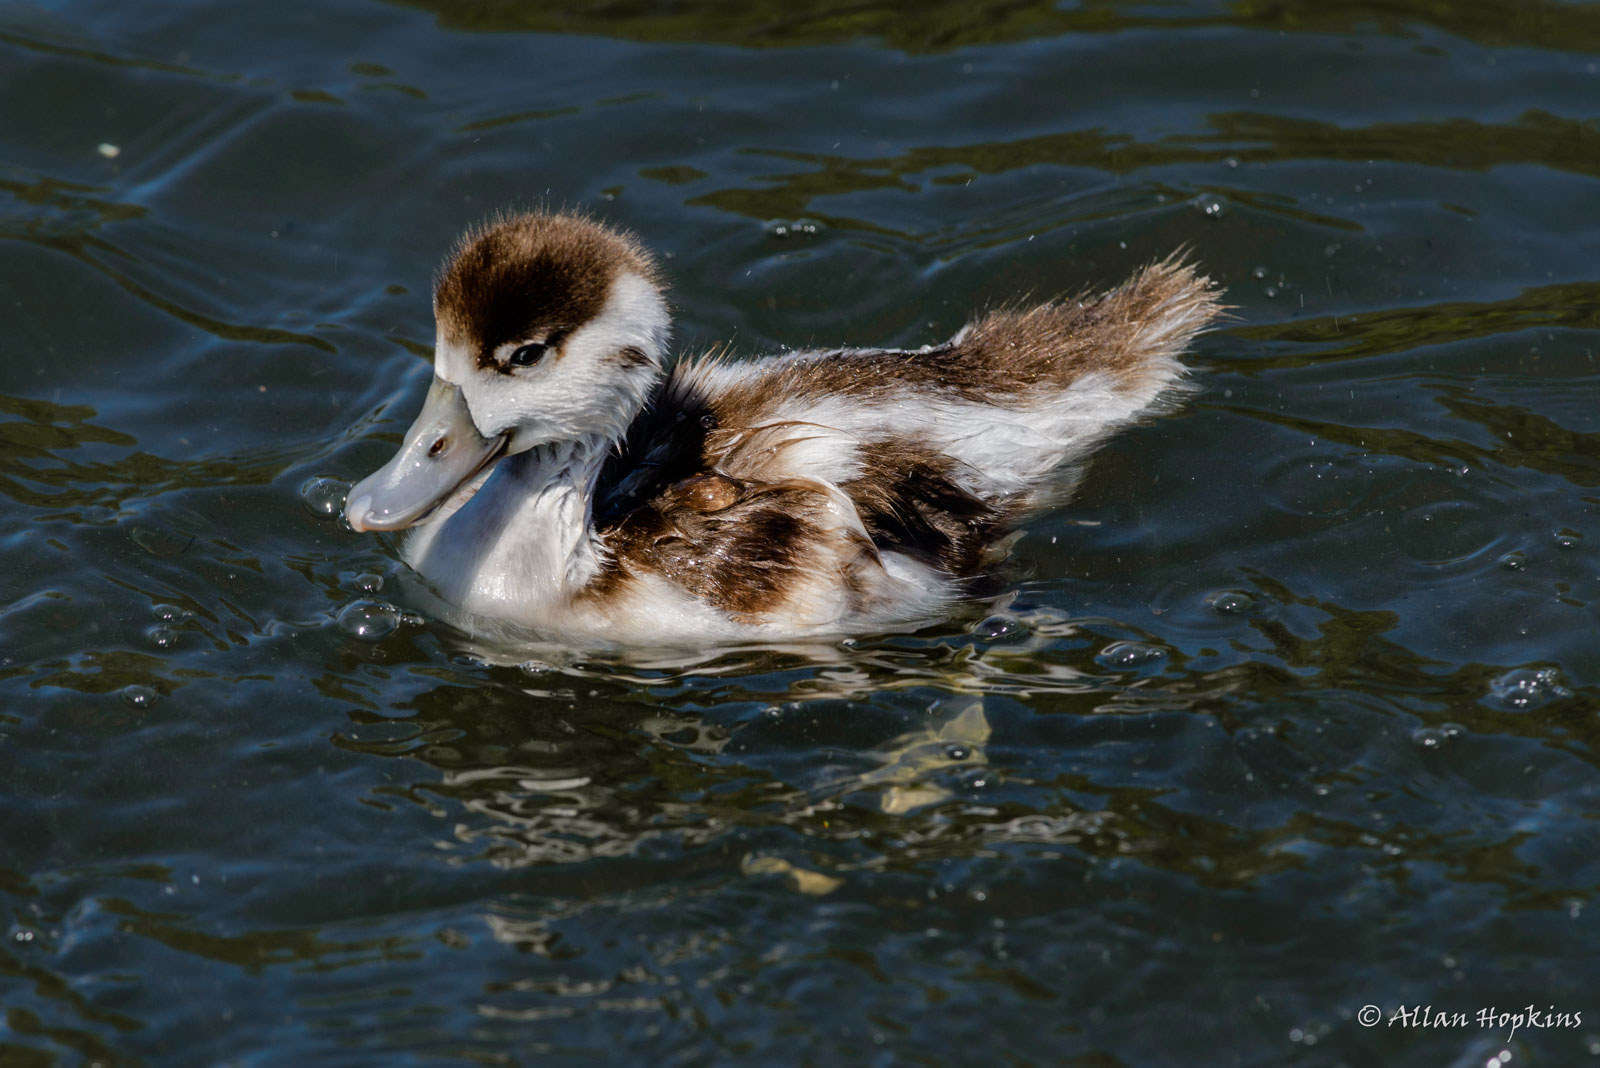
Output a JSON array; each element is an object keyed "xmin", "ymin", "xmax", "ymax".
[{"xmin": 364, "ymin": 603, "xmax": 1201, "ymax": 923}]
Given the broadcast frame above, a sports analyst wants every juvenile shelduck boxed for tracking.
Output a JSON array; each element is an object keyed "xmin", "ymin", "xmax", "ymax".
[{"xmin": 344, "ymin": 212, "xmax": 1222, "ymax": 645}]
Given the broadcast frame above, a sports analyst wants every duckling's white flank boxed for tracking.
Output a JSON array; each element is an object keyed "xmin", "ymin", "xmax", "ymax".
[{"xmin": 345, "ymin": 212, "xmax": 1223, "ymax": 645}]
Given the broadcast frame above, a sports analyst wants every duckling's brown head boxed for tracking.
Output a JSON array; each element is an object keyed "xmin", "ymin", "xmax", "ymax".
[
  {"xmin": 344, "ymin": 212, "xmax": 670, "ymax": 532},
  {"xmin": 433, "ymin": 212, "xmax": 663, "ymax": 380}
]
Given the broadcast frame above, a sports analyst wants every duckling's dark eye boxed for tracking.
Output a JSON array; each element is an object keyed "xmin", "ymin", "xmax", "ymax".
[{"xmin": 509, "ymin": 342, "xmax": 547, "ymax": 367}]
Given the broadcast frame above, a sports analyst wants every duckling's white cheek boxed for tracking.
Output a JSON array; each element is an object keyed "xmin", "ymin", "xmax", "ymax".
[
  {"xmin": 460, "ymin": 381, "xmax": 509, "ymax": 438},
  {"xmin": 461, "ymin": 377, "xmax": 551, "ymax": 444},
  {"xmin": 431, "ymin": 341, "xmax": 474, "ymax": 386}
]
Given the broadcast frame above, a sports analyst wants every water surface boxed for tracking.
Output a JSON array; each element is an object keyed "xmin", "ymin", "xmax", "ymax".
[{"xmin": 3, "ymin": 0, "xmax": 1599, "ymax": 1062}]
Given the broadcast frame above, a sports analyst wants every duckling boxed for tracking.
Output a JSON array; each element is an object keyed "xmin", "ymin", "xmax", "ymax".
[{"xmin": 344, "ymin": 212, "xmax": 1223, "ymax": 645}]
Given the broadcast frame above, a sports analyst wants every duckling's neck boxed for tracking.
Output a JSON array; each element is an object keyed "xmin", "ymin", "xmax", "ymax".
[{"xmin": 402, "ymin": 434, "xmax": 611, "ymax": 619}]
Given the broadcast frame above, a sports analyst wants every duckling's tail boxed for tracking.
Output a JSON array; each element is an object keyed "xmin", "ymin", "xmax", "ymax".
[
  {"xmin": 931, "ymin": 253, "xmax": 1225, "ymax": 505},
  {"xmin": 824, "ymin": 256, "xmax": 1223, "ymax": 581}
]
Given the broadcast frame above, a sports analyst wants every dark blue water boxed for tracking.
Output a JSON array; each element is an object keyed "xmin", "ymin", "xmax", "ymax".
[{"xmin": 3, "ymin": 1, "xmax": 1599, "ymax": 1062}]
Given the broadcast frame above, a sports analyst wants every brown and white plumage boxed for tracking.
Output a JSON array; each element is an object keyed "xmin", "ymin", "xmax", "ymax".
[{"xmin": 344, "ymin": 212, "xmax": 1223, "ymax": 645}]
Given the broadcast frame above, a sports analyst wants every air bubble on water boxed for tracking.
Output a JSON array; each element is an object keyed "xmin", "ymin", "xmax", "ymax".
[
  {"xmin": 943, "ymin": 743, "xmax": 972, "ymax": 761},
  {"xmin": 299, "ymin": 477, "xmax": 348, "ymax": 518},
  {"xmin": 1264, "ymin": 285, "xmax": 1279, "ymax": 298},
  {"xmin": 152, "ymin": 603, "xmax": 193, "ymax": 622},
  {"xmin": 1410, "ymin": 726, "xmax": 1450, "ymax": 750},
  {"xmin": 146, "ymin": 625, "xmax": 178, "ymax": 650},
  {"xmin": 1251, "ymin": 265, "xmax": 1269, "ymax": 280},
  {"xmin": 1194, "ymin": 195, "xmax": 1225, "ymax": 218},
  {"xmin": 354, "ymin": 572, "xmax": 383, "ymax": 594},
  {"xmin": 121, "ymin": 685, "xmax": 159, "ymax": 709},
  {"xmin": 766, "ymin": 218, "xmax": 821, "ymax": 239},
  {"xmin": 335, "ymin": 599, "xmax": 401, "ymax": 641},
  {"xmin": 517, "ymin": 659, "xmax": 555, "ymax": 677},
  {"xmin": 1095, "ymin": 640, "xmax": 1167, "ymax": 670},
  {"xmin": 1484, "ymin": 667, "xmax": 1571, "ymax": 712},
  {"xmin": 1553, "ymin": 527, "xmax": 1582, "ymax": 549},
  {"xmin": 1205, "ymin": 589, "xmax": 1255, "ymax": 615},
  {"xmin": 1498, "ymin": 550, "xmax": 1527, "ymax": 571},
  {"xmin": 972, "ymin": 615, "xmax": 1030, "ymax": 643},
  {"xmin": 1224, "ymin": 157, "xmax": 1239, "ymax": 169}
]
